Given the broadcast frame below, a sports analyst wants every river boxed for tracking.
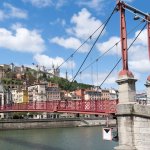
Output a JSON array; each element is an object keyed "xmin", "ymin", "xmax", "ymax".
[{"xmin": 0, "ymin": 126, "xmax": 117, "ymax": 150}]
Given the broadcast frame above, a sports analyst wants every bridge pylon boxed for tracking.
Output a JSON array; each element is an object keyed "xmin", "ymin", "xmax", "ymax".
[
  {"xmin": 115, "ymin": 1, "xmax": 150, "ymax": 150},
  {"xmin": 116, "ymin": 0, "xmax": 137, "ymax": 104}
]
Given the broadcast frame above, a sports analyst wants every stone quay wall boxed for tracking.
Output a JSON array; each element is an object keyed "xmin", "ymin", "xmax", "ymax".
[{"xmin": 0, "ymin": 118, "xmax": 116, "ymax": 130}]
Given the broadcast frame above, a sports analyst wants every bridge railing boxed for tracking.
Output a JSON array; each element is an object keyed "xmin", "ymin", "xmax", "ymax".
[
  {"xmin": 0, "ymin": 99, "xmax": 118, "ymax": 114},
  {"xmin": 57, "ymin": 99, "xmax": 118, "ymax": 114}
]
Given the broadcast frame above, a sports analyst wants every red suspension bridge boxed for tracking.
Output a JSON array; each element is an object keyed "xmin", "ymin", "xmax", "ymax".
[
  {"xmin": 0, "ymin": 1, "xmax": 149, "ymax": 117},
  {"xmin": 0, "ymin": 100, "xmax": 117, "ymax": 115}
]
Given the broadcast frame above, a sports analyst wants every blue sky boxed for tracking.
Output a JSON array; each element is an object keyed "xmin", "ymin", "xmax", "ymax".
[{"xmin": 0, "ymin": 0, "xmax": 150, "ymax": 92}]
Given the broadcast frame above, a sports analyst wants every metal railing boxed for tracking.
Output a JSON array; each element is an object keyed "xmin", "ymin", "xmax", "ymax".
[{"xmin": 0, "ymin": 99, "xmax": 118, "ymax": 115}]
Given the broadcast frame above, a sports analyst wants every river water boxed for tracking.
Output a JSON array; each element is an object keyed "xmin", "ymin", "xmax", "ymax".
[{"xmin": 0, "ymin": 126, "xmax": 117, "ymax": 150}]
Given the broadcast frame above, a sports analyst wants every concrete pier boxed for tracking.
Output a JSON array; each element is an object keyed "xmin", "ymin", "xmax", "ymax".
[
  {"xmin": 115, "ymin": 74, "xmax": 150, "ymax": 150},
  {"xmin": 115, "ymin": 103, "xmax": 150, "ymax": 150},
  {"xmin": 116, "ymin": 73, "xmax": 137, "ymax": 104}
]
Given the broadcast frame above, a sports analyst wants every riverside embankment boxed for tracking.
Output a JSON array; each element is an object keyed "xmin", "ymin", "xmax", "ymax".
[{"xmin": 0, "ymin": 118, "xmax": 116, "ymax": 130}]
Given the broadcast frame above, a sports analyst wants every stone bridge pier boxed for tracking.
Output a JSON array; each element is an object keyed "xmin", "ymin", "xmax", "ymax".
[{"xmin": 114, "ymin": 73, "xmax": 150, "ymax": 150}]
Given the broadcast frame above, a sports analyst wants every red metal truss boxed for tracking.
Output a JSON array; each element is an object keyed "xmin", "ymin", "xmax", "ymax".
[
  {"xmin": 117, "ymin": 1, "xmax": 134, "ymax": 77},
  {"xmin": 119, "ymin": 2, "xmax": 128, "ymax": 71},
  {"xmin": 117, "ymin": 1, "xmax": 150, "ymax": 77},
  {"xmin": 0, "ymin": 100, "xmax": 118, "ymax": 115}
]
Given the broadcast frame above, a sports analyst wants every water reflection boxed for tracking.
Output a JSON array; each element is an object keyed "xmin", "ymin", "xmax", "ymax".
[
  {"xmin": 0, "ymin": 136, "xmax": 63, "ymax": 150},
  {"xmin": 0, "ymin": 127, "xmax": 117, "ymax": 150}
]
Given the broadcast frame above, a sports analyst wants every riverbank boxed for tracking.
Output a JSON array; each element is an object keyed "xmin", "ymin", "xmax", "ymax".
[{"xmin": 0, "ymin": 118, "xmax": 116, "ymax": 130}]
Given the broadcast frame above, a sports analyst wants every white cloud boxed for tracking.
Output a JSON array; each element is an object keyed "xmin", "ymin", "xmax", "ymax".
[
  {"xmin": 50, "ymin": 36, "xmax": 90, "ymax": 53},
  {"xmin": 128, "ymin": 43, "xmax": 149, "ymax": 73},
  {"xmin": 96, "ymin": 29, "xmax": 150, "ymax": 74},
  {"xmin": 34, "ymin": 54, "xmax": 76, "ymax": 69},
  {"xmin": 11, "ymin": 23, "xmax": 24, "ymax": 30},
  {"xmin": 0, "ymin": 10, "xmax": 6, "ymax": 21},
  {"xmin": 134, "ymin": 29, "xmax": 147, "ymax": 46},
  {"xmin": 76, "ymin": 0, "xmax": 105, "ymax": 12},
  {"xmin": 61, "ymin": 19, "xmax": 66, "ymax": 26},
  {"xmin": 97, "ymin": 29, "xmax": 148, "ymax": 56},
  {"xmin": 123, "ymin": 0, "xmax": 135, "ymax": 2},
  {"xmin": 128, "ymin": 29, "xmax": 148, "ymax": 61},
  {"xmin": 0, "ymin": 27, "xmax": 45, "ymax": 53},
  {"xmin": 23, "ymin": 0, "xmax": 66, "ymax": 8},
  {"xmin": 23, "ymin": 0, "xmax": 52, "ymax": 8},
  {"xmin": 51, "ymin": 37, "xmax": 80, "ymax": 49},
  {"xmin": 97, "ymin": 36, "xmax": 121, "ymax": 55},
  {"xmin": 66, "ymin": 8, "xmax": 104, "ymax": 40},
  {"xmin": 129, "ymin": 59, "xmax": 150, "ymax": 73},
  {"xmin": 76, "ymin": 0, "xmax": 134, "ymax": 13},
  {"xmin": 3, "ymin": 3, "xmax": 28, "ymax": 19},
  {"xmin": 55, "ymin": 0, "xmax": 67, "ymax": 9},
  {"xmin": 49, "ymin": 18, "xmax": 66, "ymax": 26},
  {"xmin": 78, "ymin": 72, "xmax": 117, "ymax": 86},
  {"xmin": 50, "ymin": 8, "xmax": 103, "ymax": 54}
]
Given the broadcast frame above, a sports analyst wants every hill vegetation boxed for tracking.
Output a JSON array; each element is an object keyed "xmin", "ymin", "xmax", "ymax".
[
  {"xmin": 47, "ymin": 76, "xmax": 93, "ymax": 91},
  {"xmin": 1, "ymin": 67, "xmax": 93, "ymax": 91}
]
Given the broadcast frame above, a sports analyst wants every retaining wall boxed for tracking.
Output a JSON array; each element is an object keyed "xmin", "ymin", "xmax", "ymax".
[{"xmin": 0, "ymin": 118, "xmax": 116, "ymax": 130}]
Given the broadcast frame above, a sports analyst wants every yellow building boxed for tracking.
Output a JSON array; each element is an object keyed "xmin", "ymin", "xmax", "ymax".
[{"xmin": 12, "ymin": 89, "xmax": 28, "ymax": 103}]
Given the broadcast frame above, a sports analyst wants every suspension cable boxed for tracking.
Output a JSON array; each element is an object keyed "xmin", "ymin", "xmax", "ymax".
[
  {"xmin": 80, "ymin": 21, "xmax": 143, "ymax": 74},
  {"xmin": 56, "ymin": 26, "xmax": 104, "ymax": 70},
  {"xmin": 71, "ymin": 55, "xmax": 74, "ymax": 79},
  {"xmin": 56, "ymin": 6, "xmax": 117, "ymax": 70},
  {"xmin": 99, "ymin": 23, "xmax": 147, "ymax": 87},
  {"xmin": 71, "ymin": 6, "xmax": 117, "ymax": 83},
  {"xmin": 96, "ymin": 59, "xmax": 99, "ymax": 87}
]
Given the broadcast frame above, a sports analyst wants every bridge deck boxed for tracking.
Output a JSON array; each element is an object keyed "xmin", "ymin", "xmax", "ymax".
[{"xmin": 0, "ymin": 100, "xmax": 118, "ymax": 115}]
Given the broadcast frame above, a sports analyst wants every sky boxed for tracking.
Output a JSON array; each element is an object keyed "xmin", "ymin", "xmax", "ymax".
[{"xmin": 0, "ymin": 0, "xmax": 150, "ymax": 92}]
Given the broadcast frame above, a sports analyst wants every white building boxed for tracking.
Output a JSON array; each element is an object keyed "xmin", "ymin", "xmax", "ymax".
[
  {"xmin": 100, "ymin": 88, "xmax": 118, "ymax": 100},
  {"xmin": 0, "ymin": 82, "xmax": 12, "ymax": 119},
  {"xmin": 0, "ymin": 83, "xmax": 5, "ymax": 119},
  {"xmin": 11, "ymin": 89, "xmax": 17, "ymax": 103},
  {"xmin": 28, "ymin": 83, "xmax": 47, "ymax": 102},
  {"xmin": 109, "ymin": 89, "xmax": 118, "ymax": 100},
  {"xmin": 84, "ymin": 90, "xmax": 101, "ymax": 100},
  {"xmin": 28, "ymin": 83, "xmax": 47, "ymax": 119}
]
